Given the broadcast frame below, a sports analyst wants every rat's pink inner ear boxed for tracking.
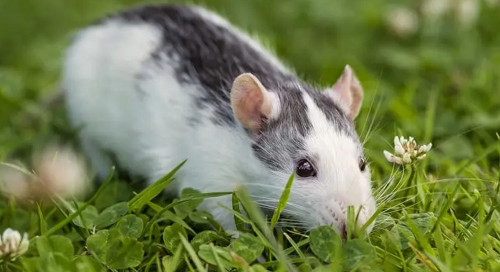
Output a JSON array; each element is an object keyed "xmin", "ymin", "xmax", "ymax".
[
  {"xmin": 230, "ymin": 73, "xmax": 273, "ymax": 131},
  {"xmin": 329, "ymin": 65, "xmax": 364, "ymax": 120}
]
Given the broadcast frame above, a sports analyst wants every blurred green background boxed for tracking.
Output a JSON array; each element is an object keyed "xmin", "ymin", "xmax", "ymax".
[{"xmin": 0, "ymin": 0, "xmax": 499, "ymax": 178}]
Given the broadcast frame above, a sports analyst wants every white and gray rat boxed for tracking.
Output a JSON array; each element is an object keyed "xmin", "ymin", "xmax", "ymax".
[{"xmin": 61, "ymin": 3, "xmax": 377, "ymax": 236}]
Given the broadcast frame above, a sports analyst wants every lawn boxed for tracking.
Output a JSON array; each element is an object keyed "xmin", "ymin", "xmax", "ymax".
[{"xmin": 0, "ymin": 0, "xmax": 499, "ymax": 271}]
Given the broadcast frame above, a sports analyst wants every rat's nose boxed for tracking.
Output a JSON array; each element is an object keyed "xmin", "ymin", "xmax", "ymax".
[
  {"xmin": 339, "ymin": 219, "xmax": 364, "ymax": 240},
  {"xmin": 340, "ymin": 222, "xmax": 347, "ymax": 239}
]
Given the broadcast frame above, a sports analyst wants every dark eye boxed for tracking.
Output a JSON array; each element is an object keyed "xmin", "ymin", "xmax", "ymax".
[
  {"xmin": 359, "ymin": 158, "xmax": 367, "ymax": 171},
  {"xmin": 296, "ymin": 159, "xmax": 316, "ymax": 177}
]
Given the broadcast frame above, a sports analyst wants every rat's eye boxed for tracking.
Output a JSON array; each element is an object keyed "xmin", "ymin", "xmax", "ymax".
[
  {"xmin": 359, "ymin": 158, "xmax": 367, "ymax": 171},
  {"xmin": 296, "ymin": 159, "xmax": 316, "ymax": 177}
]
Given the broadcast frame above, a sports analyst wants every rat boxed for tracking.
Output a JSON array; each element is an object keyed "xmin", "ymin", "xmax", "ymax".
[{"xmin": 61, "ymin": 3, "xmax": 377, "ymax": 236}]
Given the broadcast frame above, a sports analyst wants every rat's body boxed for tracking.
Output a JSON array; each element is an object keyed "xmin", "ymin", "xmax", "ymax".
[{"xmin": 62, "ymin": 4, "xmax": 376, "ymax": 234}]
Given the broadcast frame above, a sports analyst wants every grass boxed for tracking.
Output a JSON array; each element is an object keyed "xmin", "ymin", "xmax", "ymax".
[{"xmin": 1, "ymin": 0, "xmax": 500, "ymax": 271}]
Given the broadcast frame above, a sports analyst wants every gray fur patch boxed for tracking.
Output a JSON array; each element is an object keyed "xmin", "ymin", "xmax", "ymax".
[
  {"xmin": 111, "ymin": 3, "xmax": 296, "ymax": 127},
  {"xmin": 307, "ymin": 91, "xmax": 354, "ymax": 137},
  {"xmin": 252, "ymin": 83, "xmax": 312, "ymax": 171}
]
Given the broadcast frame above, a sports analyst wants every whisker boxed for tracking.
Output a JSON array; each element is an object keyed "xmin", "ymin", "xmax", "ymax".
[
  {"xmin": 360, "ymin": 68, "xmax": 384, "ymax": 143},
  {"xmin": 362, "ymin": 99, "xmax": 384, "ymax": 145},
  {"xmin": 250, "ymin": 196, "xmax": 311, "ymax": 213},
  {"xmin": 363, "ymin": 124, "xmax": 387, "ymax": 146},
  {"xmin": 246, "ymin": 183, "xmax": 311, "ymax": 200},
  {"xmin": 378, "ymin": 177, "xmax": 494, "ymax": 200},
  {"xmin": 374, "ymin": 169, "xmax": 407, "ymax": 202}
]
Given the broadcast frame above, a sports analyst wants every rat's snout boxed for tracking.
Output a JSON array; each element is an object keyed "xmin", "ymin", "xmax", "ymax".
[{"xmin": 316, "ymin": 196, "xmax": 374, "ymax": 236}]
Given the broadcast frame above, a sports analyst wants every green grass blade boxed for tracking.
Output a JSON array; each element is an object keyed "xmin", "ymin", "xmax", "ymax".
[
  {"xmin": 42, "ymin": 166, "xmax": 115, "ymax": 238},
  {"xmin": 421, "ymin": 251, "xmax": 454, "ymax": 272},
  {"xmin": 209, "ymin": 244, "xmax": 227, "ymax": 272},
  {"xmin": 164, "ymin": 240, "xmax": 184, "ymax": 272},
  {"xmin": 178, "ymin": 233, "xmax": 208, "ymax": 272},
  {"xmin": 270, "ymin": 173, "xmax": 295, "ymax": 229},
  {"xmin": 283, "ymin": 237, "xmax": 309, "ymax": 256},
  {"xmin": 232, "ymin": 192, "xmax": 246, "ymax": 232},
  {"xmin": 403, "ymin": 211, "xmax": 435, "ymax": 256},
  {"xmin": 141, "ymin": 191, "xmax": 233, "ymax": 237},
  {"xmin": 128, "ymin": 159, "xmax": 187, "ymax": 211},
  {"xmin": 235, "ymin": 185, "xmax": 298, "ymax": 272},
  {"xmin": 36, "ymin": 203, "xmax": 47, "ymax": 235},
  {"xmin": 283, "ymin": 232, "xmax": 305, "ymax": 258},
  {"xmin": 433, "ymin": 223, "xmax": 449, "ymax": 267}
]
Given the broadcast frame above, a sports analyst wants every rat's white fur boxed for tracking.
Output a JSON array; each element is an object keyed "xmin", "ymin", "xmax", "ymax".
[
  {"xmin": 62, "ymin": 7, "xmax": 376, "ymax": 234},
  {"xmin": 63, "ymin": 19, "xmax": 270, "ymax": 229},
  {"xmin": 299, "ymin": 93, "xmax": 375, "ymax": 232}
]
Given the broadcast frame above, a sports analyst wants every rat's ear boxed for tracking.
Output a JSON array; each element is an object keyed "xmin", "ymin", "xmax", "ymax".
[
  {"xmin": 325, "ymin": 65, "xmax": 364, "ymax": 120},
  {"xmin": 230, "ymin": 73, "xmax": 275, "ymax": 133}
]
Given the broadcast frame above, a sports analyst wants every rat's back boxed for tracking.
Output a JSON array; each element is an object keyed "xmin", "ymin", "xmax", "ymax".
[{"xmin": 61, "ymin": 4, "xmax": 291, "ymax": 192}]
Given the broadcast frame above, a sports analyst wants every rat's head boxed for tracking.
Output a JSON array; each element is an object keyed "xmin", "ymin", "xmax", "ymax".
[{"xmin": 230, "ymin": 65, "xmax": 376, "ymax": 236}]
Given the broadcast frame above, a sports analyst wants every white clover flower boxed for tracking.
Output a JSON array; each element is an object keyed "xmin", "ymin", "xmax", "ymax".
[
  {"xmin": 0, "ymin": 162, "xmax": 32, "ymax": 199},
  {"xmin": 33, "ymin": 144, "xmax": 90, "ymax": 198},
  {"xmin": 0, "ymin": 144, "xmax": 90, "ymax": 202},
  {"xmin": 421, "ymin": 0, "xmax": 480, "ymax": 27},
  {"xmin": 421, "ymin": 0, "xmax": 453, "ymax": 19},
  {"xmin": 455, "ymin": 0, "xmax": 480, "ymax": 27},
  {"xmin": 0, "ymin": 228, "xmax": 29, "ymax": 261},
  {"xmin": 485, "ymin": 0, "xmax": 500, "ymax": 7},
  {"xmin": 386, "ymin": 6, "xmax": 419, "ymax": 38},
  {"xmin": 384, "ymin": 136, "xmax": 432, "ymax": 165}
]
